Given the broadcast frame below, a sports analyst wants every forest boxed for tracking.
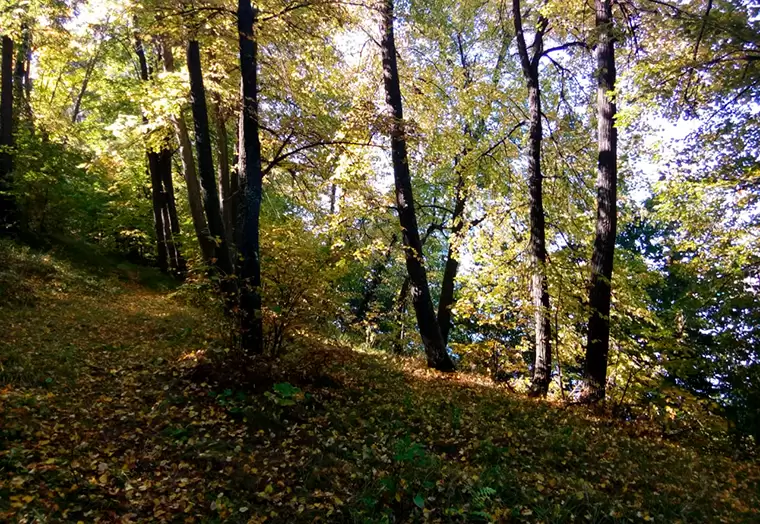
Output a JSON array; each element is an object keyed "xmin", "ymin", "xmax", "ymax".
[{"xmin": 1, "ymin": 0, "xmax": 759, "ymax": 521}]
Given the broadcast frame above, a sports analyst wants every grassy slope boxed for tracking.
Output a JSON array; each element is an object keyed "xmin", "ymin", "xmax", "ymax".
[{"xmin": 0, "ymin": 240, "xmax": 758, "ymax": 523}]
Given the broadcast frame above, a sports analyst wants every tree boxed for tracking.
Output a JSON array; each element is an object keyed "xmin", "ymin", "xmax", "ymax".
[
  {"xmin": 212, "ymin": 95, "xmax": 234, "ymax": 242},
  {"xmin": 162, "ymin": 43, "xmax": 216, "ymax": 263},
  {"xmin": 0, "ymin": 35, "xmax": 13, "ymax": 229},
  {"xmin": 513, "ymin": 0, "xmax": 552, "ymax": 396},
  {"xmin": 236, "ymin": 0, "xmax": 264, "ymax": 355},
  {"xmin": 582, "ymin": 0, "xmax": 618, "ymax": 402},
  {"xmin": 135, "ymin": 34, "xmax": 171, "ymax": 273},
  {"xmin": 186, "ymin": 39, "xmax": 235, "ymax": 283},
  {"xmin": 378, "ymin": 0, "xmax": 454, "ymax": 372}
]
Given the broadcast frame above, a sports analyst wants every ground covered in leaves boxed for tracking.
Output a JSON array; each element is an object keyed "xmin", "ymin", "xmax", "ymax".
[{"xmin": 1, "ymin": 239, "xmax": 759, "ymax": 523}]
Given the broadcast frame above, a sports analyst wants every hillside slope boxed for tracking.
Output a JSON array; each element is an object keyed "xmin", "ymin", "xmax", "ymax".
[{"xmin": 1, "ymin": 240, "xmax": 758, "ymax": 523}]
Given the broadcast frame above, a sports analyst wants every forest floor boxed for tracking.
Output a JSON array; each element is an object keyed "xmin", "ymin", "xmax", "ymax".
[{"xmin": 1, "ymin": 239, "xmax": 759, "ymax": 524}]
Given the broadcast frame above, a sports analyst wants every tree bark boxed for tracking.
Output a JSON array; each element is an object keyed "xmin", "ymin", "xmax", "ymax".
[
  {"xmin": 213, "ymin": 96, "xmax": 234, "ymax": 242},
  {"xmin": 436, "ymin": 174, "xmax": 465, "ymax": 346},
  {"xmin": 393, "ymin": 276, "xmax": 410, "ymax": 354},
  {"xmin": 514, "ymin": 0, "xmax": 552, "ymax": 397},
  {"xmin": 71, "ymin": 32, "xmax": 106, "ymax": 123},
  {"xmin": 379, "ymin": 0, "xmax": 454, "ymax": 372},
  {"xmin": 329, "ymin": 183, "xmax": 337, "ymax": 214},
  {"xmin": 146, "ymin": 150, "xmax": 169, "ymax": 272},
  {"xmin": 135, "ymin": 35, "xmax": 170, "ymax": 272},
  {"xmin": 236, "ymin": 0, "xmax": 264, "ymax": 354},
  {"xmin": 157, "ymin": 147, "xmax": 186, "ymax": 275},
  {"xmin": 12, "ymin": 27, "xmax": 31, "ymax": 130},
  {"xmin": 582, "ymin": 0, "xmax": 618, "ymax": 403},
  {"xmin": 230, "ymin": 114, "xmax": 240, "ymax": 248},
  {"xmin": 186, "ymin": 40, "xmax": 236, "ymax": 282},
  {"xmin": 0, "ymin": 36, "xmax": 14, "ymax": 228},
  {"xmin": 161, "ymin": 44, "xmax": 216, "ymax": 263}
]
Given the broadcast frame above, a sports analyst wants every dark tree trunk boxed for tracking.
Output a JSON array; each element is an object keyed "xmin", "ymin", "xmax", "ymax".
[
  {"xmin": 12, "ymin": 27, "xmax": 31, "ymax": 130},
  {"xmin": 135, "ymin": 36, "xmax": 170, "ymax": 272},
  {"xmin": 230, "ymin": 115, "xmax": 240, "ymax": 247},
  {"xmin": 0, "ymin": 36, "xmax": 14, "ymax": 228},
  {"xmin": 213, "ymin": 97, "xmax": 234, "ymax": 242},
  {"xmin": 329, "ymin": 183, "xmax": 337, "ymax": 214},
  {"xmin": 71, "ymin": 34, "xmax": 105, "ymax": 123},
  {"xmin": 436, "ymin": 174, "xmax": 466, "ymax": 346},
  {"xmin": 186, "ymin": 40, "xmax": 236, "ymax": 282},
  {"xmin": 158, "ymin": 147, "xmax": 186, "ymax": 275},
  {"xmin": 161, "ymin": 195, "xmax": 176, "ymax": 270},
  {"xmin": 514, "ymin": 0, "xmax": 552, "ymax": 396},
  {"xmin": 379, "ymin": 0, "xmax": 454, "ymax": 372},
  {"xmin": 147, "ymin": 151, "xmax": 169, "ymax": 272},
  {"xmin": 582, "ymin": 0, "xmax": 618, "ymax": 403},
  {"xmin": 162, "ymin": 44, "xmax": 216, "ymax": 263},
  {"xmin": 236, "ymin": 0, "xmax": 264, "ymax": 355}
]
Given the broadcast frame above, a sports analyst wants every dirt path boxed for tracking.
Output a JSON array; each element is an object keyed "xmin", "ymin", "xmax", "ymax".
[{"xmin": 1, "ymin": 277, "xmax": 217, "ymax": 521}]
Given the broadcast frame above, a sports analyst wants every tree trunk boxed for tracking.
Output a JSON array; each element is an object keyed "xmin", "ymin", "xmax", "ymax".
[
  {"xmin": 393, "ymin": 276, "xmax": 410, "ymax": 354},
  {"xmin": 135, "ymin": 36, "xmax": 170, "ymax": 272},
  {"xmin": 158, "ymin": 147, "xmax": 186, "ymax": 275},
  {"xmin": 0, "ymin": 36, "xmax": 14, "ymax": 229},
  {"xmin": 147, "ymin": 151, "xmax": 169, "ymax": 272},
  {"xmin": 161, "ymin": 194, "xmax": 177, "ymax": 270},
  {"xmin": 329, "ymin": 183, "xmax": 337, "ymax": 214},
  {"xmin": 436, "ymin": 174, "xmax": 466, "ymax": 346},
  {"xmin": 236, "ymin": 0, "xmax": 264, "ymax": 355},
  {"xmin": 379, "ymin": 0, "xmax": 454, "ymax": 372},
  {"xmin": 161, "ymin": 44, "xmax": 216, "ymax": 263},
  {"xmin": 186, "ymin": 40, "xmax": 236, "ymax": 282},
  {"xmin": 230, "ymin": 115, "xmax": 240, "ymax": 247},
  {"xmin": 71, "ymin": 34, "xmax": 105, "ymax": 123},
  {"xmin": 12, "ymin": 27, "xmax": 31, "ymax": 130},
  {"xmin": 213, "ymin": 96, "xmax": 234, "ymax": 242},
  {"xmin": 514, "ymin": 0, "xmax": 552, "ymax": 397},
  {"xmin": 582, "ymin": 0, "xmax": 618, "ymax": 403}
]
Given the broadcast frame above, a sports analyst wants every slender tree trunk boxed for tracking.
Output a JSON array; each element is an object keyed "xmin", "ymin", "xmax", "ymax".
[
  {"xmin": 12, "ymin": 27, "xmax": 31, "ymax": 130},
  {"xmin": 237, "ymin": 0, "xmax": 265, "ymax": 355},
  {"xmin": 437, "ymin": 237, "xmax": 460, "ymax": 346},
  {"xmin": 393, "ymin": 276, "xmax": 410, "ymax": 354},
  {"xmin": 582, "ymin": 0, "xmax": 618, "ymax": 403},
  {"xmin": 161, "ymin": 44, "xmax": 216, "ymax": 263},
  {"xmin": 135, "ymin": 36, "xmax": 170, "ymax": 272},
  {"xmin": 71, "ymin": 34, "xmax": 105, "ymax": 123},
  {"xmin": 436, "ymin": 174, "xmax": 466, "ymax": 346},
  {"xmin": 186, "ymin": 40, "xmax": 235, "ymax": 282},
  {"xmin": 213, "ymin": 96, "xmax": 234, "ymax": 241},
  {"xmin": 514, "ymin": 0, "xmax": 552, "ymax": 396},
  {"xmin": 158, "ymin": 147, "xmax": 186, "ymax": 274},
  {"xmin": 161, "ymin": 195, "xmax": 177, "ymax": 270},
  {"xmin": 379, "ymin": 0, "xmax": 454, "ymax": 372},
  {"xmin": 329, "ymin": 183, "xmax": 337, "ymax": 214},
  {"xmin": 230, "ymin": 115, "xmax": 240, "ymax": 247},
  {"xmin": 526, "ymin": 77, "xmax": 552, "ymax": 397},
  {"xmin": 147, "ymin": 151, "xmax": 169, "ymax": 272},
  {"xmin": 0, "ymin": 36, "xmax": 14, "ymax": 228}
]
